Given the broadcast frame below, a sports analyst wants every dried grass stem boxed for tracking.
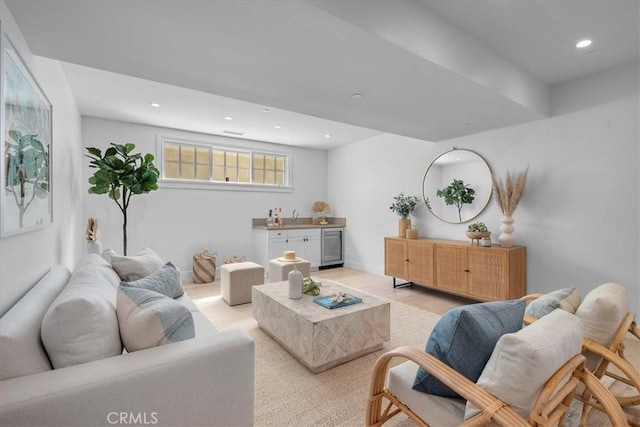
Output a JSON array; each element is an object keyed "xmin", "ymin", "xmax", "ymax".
[{"xmin": 493, "ymin": 167, "xmax": 529, "ymax": 216}]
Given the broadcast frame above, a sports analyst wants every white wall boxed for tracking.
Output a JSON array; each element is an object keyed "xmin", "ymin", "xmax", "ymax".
[
  {"xmin": 81, "ymin": 117, "xmax": 327, "ymax": 275},
  {"xmin": 328, "ymin": 63, "xmax": 639, "ymax": 314},
  {"xmin": 0, "ymin": 2, "xmax": 83, "ymax": 315}
]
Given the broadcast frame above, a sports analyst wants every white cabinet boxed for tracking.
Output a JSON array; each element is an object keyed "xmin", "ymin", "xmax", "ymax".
[{"xmin": 253, "ymin": 228, "xmax": 322, "ymax": 272}]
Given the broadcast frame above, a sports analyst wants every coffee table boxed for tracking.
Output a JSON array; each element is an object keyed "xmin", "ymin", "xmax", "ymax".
[{"xmin": 252, "ymin": 280, "xmax": 390, "ymax": 373}]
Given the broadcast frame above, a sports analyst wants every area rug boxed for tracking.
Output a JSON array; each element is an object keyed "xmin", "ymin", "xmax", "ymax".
[{"xmin": 189, "ymin": 283, "xmax": 439, "ymax": 427}]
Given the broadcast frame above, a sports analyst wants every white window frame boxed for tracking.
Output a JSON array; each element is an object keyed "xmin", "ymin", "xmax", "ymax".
[{"xmin": 157, "ymin": 135, "xmax": 292, "ymax": 193}]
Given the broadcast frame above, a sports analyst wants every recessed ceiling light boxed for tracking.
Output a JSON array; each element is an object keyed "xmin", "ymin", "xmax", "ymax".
[
  {"xmin": 224, "ymin": 116, "xmax": 233, "ymax": 120},
  {"xmin": 262, "ymin": 108, "xmax": 270, "ymax": 113},
  {"xmin": 324, "ymin": 134, "xmax": 332, "ymax": 138},
  {"xmin": 352, "ymin": 93, "xmax": 364, "ymax": 99},
  {"xmin": 274, "ymin": 125, "xmax": 282, "ymax": 129},
  {"xmin": 576, "ymin": 39, "xmax": 592, "ymax": 48},
  {"xmin": 150, "ymin": 102, "xmax": 160, "ymax": 108}
]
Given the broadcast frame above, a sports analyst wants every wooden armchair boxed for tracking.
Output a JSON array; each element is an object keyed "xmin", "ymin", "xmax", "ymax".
[
  {"xmin": 366, "ymin": 309, "xmax": 627, "ymax": 426},
  {"xmin": 522, "ymin": 286, "xmax": 640, "ymax": 425}
]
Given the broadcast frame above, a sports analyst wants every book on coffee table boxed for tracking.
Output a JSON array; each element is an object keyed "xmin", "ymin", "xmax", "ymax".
[{"xmin": 313, "ymin": 294, "xmax": 362, "ymax": 309}]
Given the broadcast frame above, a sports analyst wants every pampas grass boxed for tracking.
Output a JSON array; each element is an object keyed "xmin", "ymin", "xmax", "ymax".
[
  {"xmin": 85, "ymin": 217, "xmax": 99, "ymax": 242},
  {"xmin": 493, "ymin": 167, "xmax": 529, "ymax": 216}
]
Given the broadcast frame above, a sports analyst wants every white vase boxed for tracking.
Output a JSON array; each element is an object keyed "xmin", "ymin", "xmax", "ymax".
[
  {"xmin": 87, "ymin": 240, "xmax": 103, "ymax": 255},
  {"xmin": 288, "ymin": 264, "xmax": 303, "ymax": 299},
  {"xmin": 498, "ymin": 215, "xmax": 515, "ymax": 247}
]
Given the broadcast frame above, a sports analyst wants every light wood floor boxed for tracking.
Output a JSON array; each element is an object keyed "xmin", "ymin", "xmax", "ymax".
[{"xmin": 184, "ymin": 266, "xmax": 639, "ymax": 426}]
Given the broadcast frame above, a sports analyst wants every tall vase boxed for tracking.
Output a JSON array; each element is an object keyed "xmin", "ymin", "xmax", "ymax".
[
  {"xmin": 288, "ymin": 264, "xmax": 302, "ymax": 299},
  {"xmin": 399, "ymin": 218, "xmax": 411, "ymax": 238},
  {"xmin": 498, "ymin": 215, "xmax": 515, "ymax": 247},
  {"xmin": 87, "ymin": 240, "xmax": 103, "ymax": 255}
]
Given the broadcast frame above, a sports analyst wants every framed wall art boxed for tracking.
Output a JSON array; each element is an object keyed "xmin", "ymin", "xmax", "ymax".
[{"xmin": 0, "ymin": 26, "xmax": 52, "ymax": 238}]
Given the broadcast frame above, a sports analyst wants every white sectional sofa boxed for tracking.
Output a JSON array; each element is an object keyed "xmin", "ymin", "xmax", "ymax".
[{"xmin": 0, "ymin": 254, "xmax": 255, "ymax": 426}]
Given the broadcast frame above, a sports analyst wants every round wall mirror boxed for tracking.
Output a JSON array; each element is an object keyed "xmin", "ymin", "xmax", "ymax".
[{"xmin": 422, "ymin": 149, "xmax": 493, "ymax": 224}]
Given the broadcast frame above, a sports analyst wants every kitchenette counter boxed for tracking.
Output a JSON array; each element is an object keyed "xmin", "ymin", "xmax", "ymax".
[{"xmin": 252, "ymin": 217, "xmax": 346, "ymax": 230}]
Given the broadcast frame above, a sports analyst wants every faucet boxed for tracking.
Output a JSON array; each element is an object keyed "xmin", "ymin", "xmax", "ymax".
[{"xmin": 292, "ymin": 209, "xmax": 299, "ymax": 225}]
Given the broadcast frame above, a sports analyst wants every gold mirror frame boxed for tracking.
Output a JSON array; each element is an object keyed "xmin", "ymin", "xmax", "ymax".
[{"xmin": 422, "ymin": 149, "xmax": 493, "ymax": 224}]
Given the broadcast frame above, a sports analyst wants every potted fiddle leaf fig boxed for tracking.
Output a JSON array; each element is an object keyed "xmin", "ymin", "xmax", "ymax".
[
  {"xmin": 436, "ymin": 179, "xmax": 475, "ymax": 222},
  {"xmin": 86, "ymin": 143, "xmax": 159, "ymax": 255}
]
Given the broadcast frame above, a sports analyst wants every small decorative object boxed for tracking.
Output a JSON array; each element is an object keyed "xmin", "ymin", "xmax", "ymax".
[
  {"xmin": 466, "ymin": 222, "xmax": 491, "ymax": 245},
  {"xmin": 288, "ymin": 264, "xmax": 303, "ymax": 299},
  {"xmin": 278, "ymin": 250, "xmax": 301, "ymax": 262},
  {"xmin": 311, "ymin": 201, "xmax": 332, "ymax": 224},
  {"xmin": 265, "ymin": 209, "xmax": 274, "ymax": 227},
  {"xmin": 85, "ymin": 217, "xmax": 102, "ymax": 254},
  {"xmin": 302, "ymin": 277, "xmax": 321, "ymax": 296},
  {"xmin": 406, "ymin": 226, "xmax": 419, "ymax": 239},
  {"xmin": 389, "ymin": 192, "xmax": 419, "ymax": 238},
  {"xmin": 313, "ymin": 292, "xmax": 363, "ymax": 309},
  {"xmin": 223, "ymin": 254, "xmax": 246, "ymax": 264},
  {"xmin": 436, "ymin": 179, "xmax": 476, "ymax": 222},
  {"xmin": 480, "ymin": 237, "xmax": 492, "ymax": 247},
  {"xmin": 493, "ymin": 167, "xmax": 529, "ymax": 247}
]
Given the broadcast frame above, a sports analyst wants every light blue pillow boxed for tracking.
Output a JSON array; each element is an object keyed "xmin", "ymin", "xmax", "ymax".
[
  {"xmin": 116, "ymin": 286, "xmax": 194, "ymax": 352},
  {"xmin": 412, "ymin": 299, "xmax": 525, "ymax": 397},
  {"xmin": 525, "ymin": 287, "xmax": 580, "ymax": 319},
  {"xmin": 120, "ymin": 262, "xmax": 183, "ymax": 298}
]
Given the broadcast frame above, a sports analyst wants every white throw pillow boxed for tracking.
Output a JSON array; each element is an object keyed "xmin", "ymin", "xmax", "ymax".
[
  {"xmin": 575, "ymin": 282, "xmax": 628, "ymax": 370},
  {"xmin": 41, "ymin": 254, "xmax": 122, "ymax": 369},
  {"xmin": 464, "ymin": 309, "xmax": 583, "ymax": 420},
  {"xmin": 117, "ymin": 286, "xmax": 194, "ymax": 352},
  {"xmin": 111, "ymin": 248, "xmax": 164, "ymax": 281}
]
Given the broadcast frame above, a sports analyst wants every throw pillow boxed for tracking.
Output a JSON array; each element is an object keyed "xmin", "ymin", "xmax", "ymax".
[
  {"xmin": 111, "ymin": 247, "xmax": 164, "ymax": 281},
  {"xmin": 41, "ymin": 254, "xmax": 122, "ymax": 369},
  {"xmin": 524, "ymin": 287, "xmax": 581, "ymax": 319},
  {"xmin": 120, "ymin": 262, "xmax": 184, "ymax": 298},
  {"xmin": 117, "ymin": 286, "xmax": 195, "ymax": 352},
  {"xmin": 465, "ymin": 309, "xmax": 583, "ymax": 420},
  {"xmin": 575, "ymin": 282, "xmax": 627, "ymax": 370},
  {"xmin": 412, "ymin": 299, "xmax": 525, "ymax": 397}
]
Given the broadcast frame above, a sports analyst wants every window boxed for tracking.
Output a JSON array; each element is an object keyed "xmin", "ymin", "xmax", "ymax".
[{"xmin": 159, "ymin": 137, "xmax": 290, "ymax": 191}]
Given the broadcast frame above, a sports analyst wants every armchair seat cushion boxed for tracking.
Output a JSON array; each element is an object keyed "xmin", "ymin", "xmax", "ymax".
[{"xmin": 389, "ymin": 360, "xmax": 465, "ymax": 427}]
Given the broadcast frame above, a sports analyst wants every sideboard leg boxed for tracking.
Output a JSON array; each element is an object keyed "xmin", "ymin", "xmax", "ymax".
[{"xmin": 392, "ymin": 277, "xmax": 412, "ymax": 288}]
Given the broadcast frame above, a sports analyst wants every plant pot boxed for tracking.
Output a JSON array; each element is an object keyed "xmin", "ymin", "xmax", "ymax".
[{"xmin": 399, "ymin": 219, "xmax": 411, "ymax": 238}]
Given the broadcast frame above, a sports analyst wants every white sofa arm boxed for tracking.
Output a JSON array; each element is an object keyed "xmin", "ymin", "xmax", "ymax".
[{"xmin": 0, "ymin": 330, "xmax": 254, "ymax": 427}]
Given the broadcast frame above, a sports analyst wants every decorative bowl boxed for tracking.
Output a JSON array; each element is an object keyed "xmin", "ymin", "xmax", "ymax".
[{"xmin": 466, "ymin": 231, "xmax": 491, "ymax": 245}]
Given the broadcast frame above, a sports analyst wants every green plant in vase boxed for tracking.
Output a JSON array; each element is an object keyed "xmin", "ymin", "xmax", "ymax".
[{"xmin": 390, "ymin": 192, "xmax": 419, "ymax": 237}]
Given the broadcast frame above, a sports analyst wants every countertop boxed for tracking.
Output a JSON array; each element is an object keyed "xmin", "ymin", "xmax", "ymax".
[{"xmin": 252, "ymin": 217, "xmax": 346, "ymax": 230}]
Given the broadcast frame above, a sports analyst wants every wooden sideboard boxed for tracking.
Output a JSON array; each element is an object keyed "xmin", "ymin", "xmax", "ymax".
[{"xmin": 384, "ymin": 237, "xmax": 526, "ymax": 301}]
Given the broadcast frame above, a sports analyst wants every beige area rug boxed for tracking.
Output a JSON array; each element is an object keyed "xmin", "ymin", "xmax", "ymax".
[{"xmin": 190, "ymin": 282, "xmax": 439, "ymax": 427}]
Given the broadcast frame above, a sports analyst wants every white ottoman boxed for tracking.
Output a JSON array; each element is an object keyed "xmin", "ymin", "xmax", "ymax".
[
  {"xmin": 269, "ymin": 259, "xmax": 311, "ymax": 282},
  {"xmin": 221, "ymin": 262, "xmax": 264, "ymax": 306}
]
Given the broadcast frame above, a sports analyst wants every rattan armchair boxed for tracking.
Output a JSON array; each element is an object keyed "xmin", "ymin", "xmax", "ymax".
[
  {"xmin": 366, "ymin": 347, "xmax": 626, "ymax": 426},
  {"xmin": 522, "ymin": 292, "xmax": 640, "ymax": 425}
]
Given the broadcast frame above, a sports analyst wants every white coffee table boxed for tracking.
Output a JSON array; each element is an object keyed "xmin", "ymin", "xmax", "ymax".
[{"xmin": 252, "ymin": 280, "xmax": 390, "ymax": 373}]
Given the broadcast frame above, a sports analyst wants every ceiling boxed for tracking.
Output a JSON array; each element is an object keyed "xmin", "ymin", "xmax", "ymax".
[{"xmin": 5, "ymin": 0, "xmax": 639, "ymax": 150}]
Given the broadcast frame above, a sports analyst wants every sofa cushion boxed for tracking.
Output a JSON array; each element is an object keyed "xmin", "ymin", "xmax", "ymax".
[
  {"xmin": 41, "ymin": 255, "xmax": 122, "ymax": 369},
  {"xmin": 117, "ymin": 286, "xmax": 195, "ymax": 352},
  {"xmin": 413, "ymin": 300, "xmax": 525, "ymax": 397},
  {"xmin": 525, "ymin": 287, "xmax": 581, "ymax": 319},
  {"xmin": 120, "ymin": 262, "xmax": 184, "ymax": 298},
  {"xmin": 0, "ymin": 266, "xmax": 71, "ymax": 380},
  {"xmin": 575, "ymin": 282, "xmax": 628, "ymax": 370},
  {"xmin": 111, "ymin": 248, "xmax": 164, "ymax": 281},
  {"xmin": 465, "ymin": 309, "xmax": 583, "ymax": 420}
]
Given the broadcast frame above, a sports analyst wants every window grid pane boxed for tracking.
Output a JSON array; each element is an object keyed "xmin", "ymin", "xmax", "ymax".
[{"xmin": 163, "ymin": 139, "xmax": 287, "ymax": 187}]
